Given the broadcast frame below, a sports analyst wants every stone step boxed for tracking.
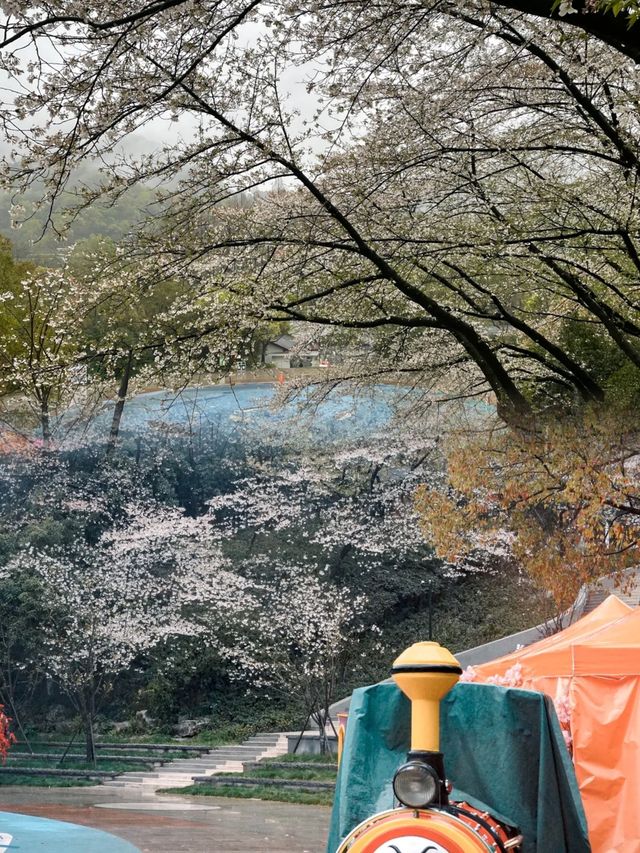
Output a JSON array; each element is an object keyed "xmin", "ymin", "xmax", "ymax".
[
  {"xmin": 198, "ymin": 749, "xmax": 249, "ymax": 755},
  {"xmin": 208, "ymin": 745, "xmax": 272, "ymax": 753},
  {"xmin": 194, "ymin": 758, "xmax": 267, "ymax": 765},
  {"xmin": 135, "ymin": 770, "xmax": 212, "ymax": 778},
  {"xmin": 245, "ymin": 735, "xmax": 287, "ymax": 741},
  {"xmin": 160, "ymin": 765, "xmax": 237, "ymax": 772},
  {"xmin": 213, "ymin": 745, "xmax": 276, "ymax": 752},
  {"xmin": 105, "ymin": 729, "xmax": 290, "ymax": 788},
  {"xmin": 191, "ymin": 756, "xmax": 262, "ymax": 763},
  {"xmin": 164, "ymin": 754, "xmax": 260, "ymax": 763},
  {"xmin": 243, "ymin": 761, "xmax": 337, "ymax": 772},
  {"xmin": 119, "ymin": 776, "xmax": 196, "ymax": 783},
  {"xmin": 200, "ymin": 766, "xmax": 243, "ymax": 774},
  {"xmin": 108, "ymin": 773, "xmax": 197, "ymax": 783},
  {"xmin": 192, "ymin": 754, "xmax": 263, "ymax": 762},
  {"xmin": 108, "ymin": 775, "xmax": 147, "ymax": 783},
  {"xmin": 151, "ymin": 761, "xmax": 226, "ymax": 776},
  {"xmin": 133, "ymin": 762, "xmax": 243, "ymax": 778},
  {"xmin": 102, "ymin": 777, "xmax": 196, "ymax": 788},
  {"xmin": 243, "ymin": 735, "xmax": 285, "ymax": 743},
  {"xmin": 165, "ymin": 757, "xmax": 237, "ymax": 763},
  {"xmin": 165, "ymin": 758, "xmax": 246, "ymax": 765}
]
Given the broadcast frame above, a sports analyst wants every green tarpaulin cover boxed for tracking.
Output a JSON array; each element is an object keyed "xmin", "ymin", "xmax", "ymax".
[{"xmin": 328, "ymin": 682, "xmax": 590, "ymax": 853}]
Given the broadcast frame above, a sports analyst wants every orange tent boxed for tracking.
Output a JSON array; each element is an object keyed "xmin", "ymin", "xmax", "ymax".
[{"xmin": 471, "ymin": 595, "xmax": 640, "ymax": 853}]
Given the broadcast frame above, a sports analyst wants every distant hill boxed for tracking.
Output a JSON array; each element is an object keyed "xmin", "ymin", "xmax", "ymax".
[{"xmin": 0, "ymin": 163, "xmax": 157, "ymax": 266}]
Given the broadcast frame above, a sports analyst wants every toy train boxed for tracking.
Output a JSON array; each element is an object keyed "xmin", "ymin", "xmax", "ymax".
[{"xmin": 336, "ymin": 641, "xmax": 523, "ymax": 853}]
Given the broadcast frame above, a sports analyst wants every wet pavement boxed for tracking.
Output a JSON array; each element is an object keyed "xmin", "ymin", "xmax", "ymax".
[{"xmin": 0, "ymin": 785, "xmax": 331, "ymax": 852}]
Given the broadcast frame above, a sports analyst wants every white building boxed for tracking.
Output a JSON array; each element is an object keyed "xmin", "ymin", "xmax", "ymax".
[{"xmin": 263, "ymin": 334, "xmax": 321, "ymax": 369}]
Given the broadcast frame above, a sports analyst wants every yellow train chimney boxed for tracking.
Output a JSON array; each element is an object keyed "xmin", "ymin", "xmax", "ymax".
[{"xmin": 392, "ymin": 641, "xmax": 462, "ymax": 753}]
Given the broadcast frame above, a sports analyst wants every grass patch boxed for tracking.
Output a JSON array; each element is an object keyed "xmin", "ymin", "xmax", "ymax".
[
  {"xmin": 0, "ymin": 774, "xmax": 97, "ymax": 787},
  {"xmin": 262, "ymin": 753, "xmax": 337, "ymax": 765},
  {"xmin": 248, "ymin": 767, "xmax": 336, "ymax": 782},
  {"xmin": 17, "ymin": 728, "xmax": 244, "ymax": 748},
  {"xmin": 86, "ymin": 725, "xmax": 252, "ymax": 747},
  {"xmin": 6, "ymin": 757, "xmax": 149, "ymax": 772},
  {"xmin": 159, "ymin": 784, "xmax": 333, "ymax": 806},
  {"xmin": 11, "ymin": 744, "xmax": 193, "ymax": 761},
  {"xmin": 11, "ymin": 744, "xmax": 62, "ymax": 755}
]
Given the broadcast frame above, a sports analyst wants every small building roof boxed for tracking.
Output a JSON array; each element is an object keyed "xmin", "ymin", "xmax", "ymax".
[{"xmin": 270, "ymin": 334, "xmax": 295, "ymax": 351}]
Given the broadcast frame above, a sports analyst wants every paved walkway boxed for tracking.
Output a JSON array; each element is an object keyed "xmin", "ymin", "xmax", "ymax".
[{"xmin": 0, "ymin": 786, "xmax": 330, "ymax": 853}]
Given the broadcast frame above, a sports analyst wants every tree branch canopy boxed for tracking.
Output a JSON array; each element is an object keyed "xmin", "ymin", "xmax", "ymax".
[{"xmin": 1, "ymin": 0, "xmax": 640, "ymax": 423}]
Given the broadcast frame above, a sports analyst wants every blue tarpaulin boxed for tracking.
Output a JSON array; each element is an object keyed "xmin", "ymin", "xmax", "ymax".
[{"xmin": 328, "ymin": 681, "xmax": 590, "ymax": 853}]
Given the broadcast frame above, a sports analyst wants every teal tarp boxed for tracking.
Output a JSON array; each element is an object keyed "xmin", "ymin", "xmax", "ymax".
[{"xmin": 328, "ymin": 682, "xmax": 590, "ymax": 853}]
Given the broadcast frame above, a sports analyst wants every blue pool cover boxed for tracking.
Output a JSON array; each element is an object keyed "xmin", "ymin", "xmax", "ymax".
[{"xmin": 0, "ymin": 811, "xmax": 140, "ymax": 851}]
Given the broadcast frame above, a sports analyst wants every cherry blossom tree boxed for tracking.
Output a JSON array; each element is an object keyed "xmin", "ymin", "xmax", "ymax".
[
  {"xmin": 0, "ymin": 243, "xmax": 248, "ymax": 447},
  {"xmin": 227, "ymin": 563, "xmax": 373, "ymax": 751},
  {"xmin": 0, "ymin": 386, "xmax": 547, "ymax": 739},
  {"xmin": 206, "ymin": 424, "xmax": 446, "ymax": 739},
  {"xmin": 0, "ymin": 265, "xmax": 93, "ymax": 442},
  {"xmin": 0, "ymin": 439, "xmax": 389, "ymax": 746},
  {"xmin": 4, "ymin": 499, "xmax": 251, "ymax": 762},
  {"xmin": 208, "ymin": 425, "xmax": 441, "ymax": 564},
  {"xmin": 0, "ymin": 2, "xmax": 639, "ymax": 426},
  {"xmin": 0, "ymin": 249, "xmax": 166, "ymax": 445}
]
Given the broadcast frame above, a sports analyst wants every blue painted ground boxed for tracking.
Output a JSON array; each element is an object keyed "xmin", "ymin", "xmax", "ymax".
[
  {"xmin": 74, "ymin": 382, "xmax": 408, "ymax": 443},
  {"xmin": 0, "ymin": 811, "xmax": 140, "ymax": 851},
  {"xmin": 58, "ymin": 381, "xmax": 494, "ymax": 447}
]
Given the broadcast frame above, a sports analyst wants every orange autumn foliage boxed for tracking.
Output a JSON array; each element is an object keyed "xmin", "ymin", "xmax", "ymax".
[{"xmin": 416, "ymin": 413, "xmax": 640, "ymax": 611}]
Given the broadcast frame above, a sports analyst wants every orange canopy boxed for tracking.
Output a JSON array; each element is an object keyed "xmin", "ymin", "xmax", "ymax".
[
  {"xmin": 472, "ymin": 596, "xmax": 640, "ymax": 853},
  {"xmin": 473, "ymin": 594, "xmax": 632, "ymax": 680}
]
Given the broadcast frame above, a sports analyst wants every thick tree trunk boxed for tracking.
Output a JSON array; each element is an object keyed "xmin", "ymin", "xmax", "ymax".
[
  {"xmin": 40, "ymin": 400, "xmax": 51, "ymax": 444},
  {"xmin": 106, "ymin": 350, "xmax": 133, "ymax": 457},
  {"xmin": 489, "ymin": 0, "xmax": 640, "ymax": 65}
]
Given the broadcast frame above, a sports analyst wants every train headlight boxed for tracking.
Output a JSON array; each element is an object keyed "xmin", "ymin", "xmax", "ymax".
[{"xmin": 392, "ymin": 761, "xmax": 440, "ymax": 809}]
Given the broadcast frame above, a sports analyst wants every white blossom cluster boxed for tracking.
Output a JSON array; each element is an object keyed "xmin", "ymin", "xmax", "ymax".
[
  {"xmin": 4, "ymin": 500, "xmax": 251, "ymax": 694},
  {"xmin": 224, "ymin": 562, "xmax": 376, "ymax": 709},
  {"xmin": 209, "ymin": 427, "xmax": 441, "ymax": 559}
]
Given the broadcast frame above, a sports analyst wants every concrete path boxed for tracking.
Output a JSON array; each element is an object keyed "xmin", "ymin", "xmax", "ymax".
[{"xmin": 0, "ymin": 785, "xmax": 331, "ymax": 852}]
